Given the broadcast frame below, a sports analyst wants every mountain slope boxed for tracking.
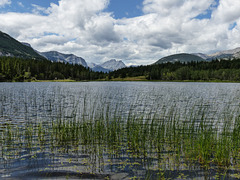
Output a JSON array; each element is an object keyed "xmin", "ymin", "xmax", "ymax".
[
  {"xmin": 100, "ymin": 59, "xmax": 126, "ymax": 71},
  {"xmin": 207, "ymin": 47, "xmax": 240, "ymax": 60},
  {"xmin": 155, "ymin": 53, "xmax": 205, "ymax": 64},
  {"xmin": 92, "ymin": 65, "xmax": 110, "ymax": 73},
  {"xmin": 0, "ymin": 31, "xmax": 45, "ymax": 59},
  {"xmin": 193, "ymin": 47, "xmax": 240, "ymax": 61},
  {"xmin": 192, "ymin": 53, "xmax": 210, "ymax": 60},
  {"xmin": 233, "ymin": 51, "xmax": 240, "ymax": 59},
  {"xmin": 40, "ymin": 51, "xmax": 88, "ymax": 67},
  {"xmin": 89, "ymin": 59, "xmax": 127, "ymax": 72}
]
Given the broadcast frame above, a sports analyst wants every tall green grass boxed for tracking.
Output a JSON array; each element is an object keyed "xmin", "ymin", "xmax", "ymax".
[
  {"xmin": 1, "ymin": 83, "xmax": 240, "ymax": 179},
  {"xmin": 1, "ymin": 106, "xmax": 240, "ymax": 179}
]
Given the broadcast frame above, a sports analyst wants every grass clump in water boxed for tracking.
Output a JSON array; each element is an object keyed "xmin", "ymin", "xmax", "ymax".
[{"xmin": 1, "ymin": 110, "xmax": 240, "ymax": 179}]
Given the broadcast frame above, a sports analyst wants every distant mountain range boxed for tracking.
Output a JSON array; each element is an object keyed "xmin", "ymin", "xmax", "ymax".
[
  {"xmin": 2, "ymin": 30, "xmax": 240, "ymax": 69},
  {"xmin": 194, "ymin": 47, "xmax": 240, "ymax": 61},
  {"xmin": 40, "ymin": 52, "xmax": 126, "ymax": 72},
  {"xmin": 155, "ymin": 48, "xmax": 240, "ymax": 64},
  {"xmin": 0, "ymin": 31, "xmax": 127, "ymax": 72}
]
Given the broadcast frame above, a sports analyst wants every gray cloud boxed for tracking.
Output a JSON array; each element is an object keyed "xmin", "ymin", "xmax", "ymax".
[
  {"xmin": 85, "ymin": 14, "xmax": 120, "ymax": 45},
  {"xmin": 0, "ymin": 0, "xmax": 240, "ymax": 65}
]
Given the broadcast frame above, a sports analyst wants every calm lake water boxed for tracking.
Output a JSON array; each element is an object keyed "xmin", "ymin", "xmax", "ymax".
[{"xmin": 1, "ymin": 82, "xmax": 240, "ymax": 179}]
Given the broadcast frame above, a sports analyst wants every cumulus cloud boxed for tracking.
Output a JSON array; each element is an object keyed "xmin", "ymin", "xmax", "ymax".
[
  {"xmin": 85, "ymin": 14, "xmax": 120, "ymax": 44},
  {"xmin": 212, "ymin": 0, "xmax": 240, "ymax": 23},
  {"xmin": 49, "ymin": 0, "xmax": 110, "ymax": 29},
  {"xmin": 0, "ymin": 0, "xmax": 11, "ymax": 7},
  {"xmin": 0, "ymin": 0, "xmax": 240, "ymax": 65},
  {"xmin": 31, "ymin": 4, "xmax": 51, "ymax": 15}
]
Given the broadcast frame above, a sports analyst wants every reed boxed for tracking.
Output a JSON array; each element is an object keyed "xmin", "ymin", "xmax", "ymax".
[
  {"xmin": 1, "ymin": 107, "xmax": 240, "ymax": 179},
  {"xmin": 1, "ymin": 83, "xmax": 240, "ymax": 179}
]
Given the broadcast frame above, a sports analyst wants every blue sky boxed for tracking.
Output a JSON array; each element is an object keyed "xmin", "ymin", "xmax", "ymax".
[
  {"xmin": 0, "ymin": 0, "xmax": 240, "ymax": 65},
  {"xmin": 106, "ymin": 0, "xmax": 143, "ymax": 19},
  {"xmin": 1, "ymin": 0, "xmax": 58, "ymax": 13},
  {"xmin": 1, "ymin": 0, "xmax": 144, "ymax": 18},
  {"xmin": 1, "ymin": 0, "xmax": 217, "ymax": 20},
  {"xmin": 194, "ymin": 0, "xmax": 219, "ymax": 20}
]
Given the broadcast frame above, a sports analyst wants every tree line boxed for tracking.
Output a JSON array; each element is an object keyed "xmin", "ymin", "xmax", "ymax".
[
  {"xmin": 2, "ymin": 56, "xmax": 240, "ymax": 82},
  {"xmin": 0, "ymin": 57, "xmax": 106, "ymax": 82},
  {"xmin": 109, "ymin": 58, "xmax": 240, "ymax": 81}
]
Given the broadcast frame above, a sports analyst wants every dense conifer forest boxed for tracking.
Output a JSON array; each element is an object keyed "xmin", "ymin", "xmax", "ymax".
[
  {"xmin": 0, "ymin": 57, "xmax": 105, "ymax": 82},
  {"xmin": 109, "ymin": 58, "xmax": 240, "ymax": 81},
  {"xmin": 2, "ymin": 56, "xmax": 240, "ymax": 82}
]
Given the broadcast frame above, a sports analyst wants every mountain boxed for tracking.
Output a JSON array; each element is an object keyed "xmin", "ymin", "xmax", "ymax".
[
  {"xmin": 90, "ymin": 59, "xmax": 127, "ymax": 72},
  {"xmin": 92, "ymin": 65, "xmax": 110, "ymax": 73},
  {"xmin": 100, "ymin": 59, "xmax": 126, "ymax": 71},
  {"xmin": 192, "ymin": 53, "xmax": 210, "ymax": 60},
  {"xmin": 40, "ymin": 51, "xmax": 88, "ymax": 67},
  {"xmin": 155, "ymin": 53, "xmax": 205, "ymax": 64},
  {"xmin": 207, "ymin": 47, "xmax": 240, "ymax": 60},
  {"xmin": 194, "ymin": 47, "xmax": 240, "ymax": 61},
  {"xmin": 234, "ymin": 51, "xmax": 240, "ymax": 59},
  {"xmin": 88, "ymin": 62, "xmax": 97, "ymax": 69},
  {"xmin": 0, "ymin": 31, "xmax": 45, "ymax": 59},
  {"xmin": 21, "ymin": 42, "xmax": 32, "ymax": 47}
]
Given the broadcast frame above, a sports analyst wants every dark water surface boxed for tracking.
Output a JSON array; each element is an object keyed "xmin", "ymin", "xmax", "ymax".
[{"xmin": 0, "ymin": 82, "xmax": 240, "ymax": 179}]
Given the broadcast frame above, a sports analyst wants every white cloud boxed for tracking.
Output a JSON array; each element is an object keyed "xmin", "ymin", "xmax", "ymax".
[
  {"xmin": 85, "ymin": 14, "xmax": 120, "ymax": 44},
  {"xmin": 0, "ymin": 0, "xmax": 11, "ymax": 7},
  {"xmin": 17, "ymin": 1, "xmax": 24, "ymax": 7},
  {"xmin": 212, "ymin": 0, "xmax": 240, "ymax": 23},
  {"xmin": 31, "ymin": 4, "xmax": 51, "ymax": 15},
  {"xmin": 49, "ymin": 0, "xmax": 110, "ymax": 29},
  {"xmin": 0, "ymin": 0, "xmax": 240, "ymax": 65}
]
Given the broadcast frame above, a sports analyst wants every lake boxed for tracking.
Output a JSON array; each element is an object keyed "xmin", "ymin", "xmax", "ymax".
[{"xmin": 0, "ymin": 82, "xmax": 240, "ymax": 179}]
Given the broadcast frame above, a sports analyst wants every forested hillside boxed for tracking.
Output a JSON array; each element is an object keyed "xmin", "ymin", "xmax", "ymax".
[{"xmin": 0, "ymin": 57, "xmax": 105, "ymax": 82}]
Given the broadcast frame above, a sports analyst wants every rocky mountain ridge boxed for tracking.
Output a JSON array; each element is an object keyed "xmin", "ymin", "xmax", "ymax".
[
  {"xmin": 194, "ymin": 47, "xmax": 240, "ymax": 61},
  {"xmin": 39, "ymin": 51, "xmax": 88, "ymax": 67},
  {"xmin": 89, "ymin": 59, "xmax": 127, "ymax": 72},
  {"xmin": 156, "ymin": 48, "xmax": 240, "ymax": 64}
]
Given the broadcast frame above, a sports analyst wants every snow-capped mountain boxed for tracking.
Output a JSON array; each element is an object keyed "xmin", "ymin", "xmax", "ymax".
[{"xmin": 40, "ymin": 51, "xmax": 88, "ymax": 67}]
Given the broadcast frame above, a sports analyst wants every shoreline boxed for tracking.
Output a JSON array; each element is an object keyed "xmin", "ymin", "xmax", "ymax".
[{"xmin": 2, "ymin": 79, "xmax": 240, "ymax": 83}]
